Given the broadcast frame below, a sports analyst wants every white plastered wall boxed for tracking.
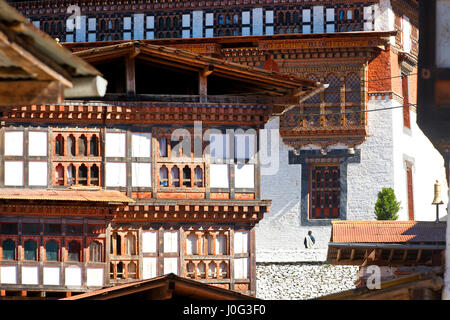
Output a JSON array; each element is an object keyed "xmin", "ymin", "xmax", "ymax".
[
  {"xmin": 373, "ymin": 0, "xmax": 396, "ymax": 45},
  {"xmin": 257, "ymin": 97, "xmax": 396, "ymax": 262},
  {"xmin": 391, "ymin": 103, "xmax": 448, "ymax": 221}
]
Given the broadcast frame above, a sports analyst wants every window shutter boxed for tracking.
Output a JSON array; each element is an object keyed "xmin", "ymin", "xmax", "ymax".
[
  {"xmin": 142, "ymin": 231, "xmax": 157, "ymax": 253},
  {"xmin": 142, "ymin": 257, "xmax": 157, "ymax": 279}
]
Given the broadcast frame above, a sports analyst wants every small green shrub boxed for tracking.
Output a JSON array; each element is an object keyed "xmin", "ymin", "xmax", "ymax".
[{"xmin": 374, "ymin": 187, "xmax": 401, "ymax": 220}]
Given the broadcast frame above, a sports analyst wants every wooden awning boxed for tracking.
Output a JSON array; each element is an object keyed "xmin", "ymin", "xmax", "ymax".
[
  {"xmin": 0, "ymin": 188, "xmax": 134, "ymax": 204},
  {"xmin": 73, "ymin": 41, "xmax": 320, "ymax": 99},
  {"xmin": 61, "ymin": 273, "xmax": 258, "ymax": 300},
  {"xmin": 0, "ymin": 0, "xmax": 107, "ymax": 105}
]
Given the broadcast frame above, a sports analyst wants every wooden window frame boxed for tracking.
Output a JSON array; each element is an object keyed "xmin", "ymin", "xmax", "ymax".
[
  {"xmin": 65, "ymin": 238, "xmax": 83, "ymax": 263},
  {"xmin": 87, "ymin": 238, "xmax": 105, "ymax": 263},
  {"xmin": 43, "ymin": 238, "xmax": 61, "ymax": 262},
  {"xmin": 406, "ymin": 164, "xmax": 415, "ymax": 221},
  {"xmin": 308, "ymin": 163, "xmax": 341, "ymax": 219},
  {"xmin": 22, "ymin": 237, "xmax": 40, "ymax": 262},
  {"xmin": 402, "ymin": 73, "xmax": 412, "ymax": 129},
  {"xmin": 0, "ymin": 236, "xmax": 18, "ymax": 261}
]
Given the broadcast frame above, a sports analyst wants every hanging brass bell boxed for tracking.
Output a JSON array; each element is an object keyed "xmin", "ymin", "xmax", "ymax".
[{"xmin": 432, "ymin": 180, "xmax": 444, "ymax": 205}]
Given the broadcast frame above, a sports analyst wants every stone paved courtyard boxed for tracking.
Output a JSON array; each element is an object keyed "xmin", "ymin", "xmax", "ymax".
[{"xmin": 256, "ymin": 263, "xmax": 359, "ymax": 300}]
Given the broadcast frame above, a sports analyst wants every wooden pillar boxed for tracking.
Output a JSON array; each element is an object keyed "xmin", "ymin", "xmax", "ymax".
[
  {"xmin": 199, "ymin": 72, "xmax": 207, "ymax": 103},
  {"xmin": 86, "ymin": 164, "xmax": 91, "ymax": 186},
  {"xmin": 74, "ymin": 134, "xmax": 79, "ymax": 157},
  {"xmin": 195, "ymin": 232, "xmax": 203, "ymax": 255},
  {"xmin": 125, "ymin": 56, "xmax": 136, "ymax": 95},
  {"xmin": 210, "ymin": 232, "xmax": 218, "ymax": 255},
  {"xmin": 199, "ymin": 66, "xmax": 213, "ymax": 103},
  {"xmin": 215, "ymin": 261, "xmax": 220, "ymax": 279},
  {"xmin": 86, "ymin": 133, "xmax": 91, "ymax": 156},
  {"xmin": 340, "ymin": 80, "xmax": 346, "ymax": 126}
]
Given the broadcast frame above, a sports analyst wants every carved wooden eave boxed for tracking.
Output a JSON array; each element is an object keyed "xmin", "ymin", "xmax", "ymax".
[
  {"xmin": 0, "ymin": 203, "xmax": 115, "ymax": 217},
  {"xmin": 280, "ymin": 131, "xmax": 368, "ymax": 150},
  {"xmin": 0, "ymin": 188, "xmax": 133, "ymax": 217},
  {"xmin": 0, "ymin": 101, "xmax": 272, "ymax": 127},
  {"xmin": 113, "ymin": 200, "xmax": 270, "ymax": 223}
]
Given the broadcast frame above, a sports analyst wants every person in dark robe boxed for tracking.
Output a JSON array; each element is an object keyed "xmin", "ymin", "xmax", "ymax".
[{"xmin": 304, "ymin": 230, "xmax": 315, "ymax": 248}]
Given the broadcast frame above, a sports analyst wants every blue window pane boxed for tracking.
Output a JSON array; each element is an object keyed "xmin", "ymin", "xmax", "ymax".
[
  {"xmin": 46, "ymin": 241, "xmax": 58, "ymax": 261},
  {"xmin": 24, "ymin": 240, "xmax": 37, "ymax": 261},
  {"xmin": 2, "ymin": 240, "xmax": 15, "ymax": 260}
]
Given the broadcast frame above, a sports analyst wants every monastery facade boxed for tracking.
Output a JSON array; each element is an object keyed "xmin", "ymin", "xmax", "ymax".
[{"xmin": 1, "ymin": 0, "xmax": 448, "ymax": 298}]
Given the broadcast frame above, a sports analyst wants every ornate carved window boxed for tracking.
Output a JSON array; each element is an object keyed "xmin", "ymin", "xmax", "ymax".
[
  {"xmin": 24, "ymin": 239, "xmax": 38, "ymax": 261},
  {"xmin": 324, "ymin": 74, "xmax": 341, "ymax": 104},
  {"xmin": 78, "ymin": 135, "xmax": 87, "ymax": 156},
  {"xmin": 125, "ymin": 233, "xmax": 136, "ymax": 256},
  {"xmin": 2, "ymin": 239, "xmax": 15, "ymax": 260},
  {"xmin": 171, "ymin": 166, "xmax": 180, "ymax": 187},
  {"xmin": 52, "ymin": 131, "xmax": 102, "ymax": 187},
  {"xmin": 110, "ymin": 232, "xmax": 121, "ymax": 255},
  {"xmin": 90, "ymin": 164, "xmax": 99, "ymax": 186},
  {"xmin": 128, "ymin": 261, "xmax": 137, "ymax": 279},
  {"xmin": 67, "ymin": 164, "xmax": 76, "ymax": 186},
  {"xmin": 309, "ymin": 165, "xmax": 340, "ymax": 219},
  {"xmin": 89, "ymin": 241, "xmax": 102, "ymax": 262},
  {"xmin": 159, "ymin": 166, "xmax": 169, "ymax": 187},
  {"xmin": 55, "ymin": 164, "xmax": 64, "ymax": 185},
  {"xmin": 78, "ymin": 164, "xmax": 88, "ymax": 186},
  {"xmin": 68, "ymin": 240, "xmax": 81, "ymax": 262},
  {"xmin": 67, "ymin": 135, "xmax": 76, "ymax": 156},
  {"xmin": 194, "ymin": 166, "xmax": 203, "ymax": 187},
  {"xmin": 55, "ymin": 134, "xmax": 64, "ymax": 156},
  {"xmin": 45, "ymin": 240, "xmax": 59, "ymax": 261},
  {"xmin": 345, "ymin": 73, "xmax": 361, "ymax": 103},
  {"xmin": 182, "ymin": 166, "xmax": 191, "ymax": 187},
  {"xmin": 184, "ymin": 230, "xmax": 230, "ymax": 280},
  {"xmin": 110, "ymin": 230, "xmax": 138, "ymax": 280},
  {"xmin": 402, "ymin": 73, "xmax": 411, "ymax": 129}
]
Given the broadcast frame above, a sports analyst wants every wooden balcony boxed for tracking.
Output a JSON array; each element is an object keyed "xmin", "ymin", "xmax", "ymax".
[{"xmin": 280, "ymin": 104, "xmax": 368, "ymax": 149}]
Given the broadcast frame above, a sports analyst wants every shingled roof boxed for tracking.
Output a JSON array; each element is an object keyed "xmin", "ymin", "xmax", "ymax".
[
  {"xmin": 327, "ymin": 221, "xmax": 446, "ymax": 266},
  {"xmin": 330, "ymin": 221, "xmax": 446, "ymax": 243}
]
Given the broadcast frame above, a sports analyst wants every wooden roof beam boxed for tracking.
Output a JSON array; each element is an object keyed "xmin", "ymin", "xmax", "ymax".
[
  {"xmin": 125, "ymin": 54, "xmax": 135, "ymax": 95},
  {"xmin": 336, "ymin": 248, "xmax": 342, "ymax": 262},
  {"xmin": 137, "ymin": 55, "xmax": 200, "ymax": 73},
  {"xmin": 0, "ymin": 80, "xmax": 64, "ymax": 105},
  {"xmin": 388, "ymin": 249, "xmax": 394, "ymax": 263},
  {"xmin": 0, "ymin": 25, "xmax": 72, "ymax": 88}
]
